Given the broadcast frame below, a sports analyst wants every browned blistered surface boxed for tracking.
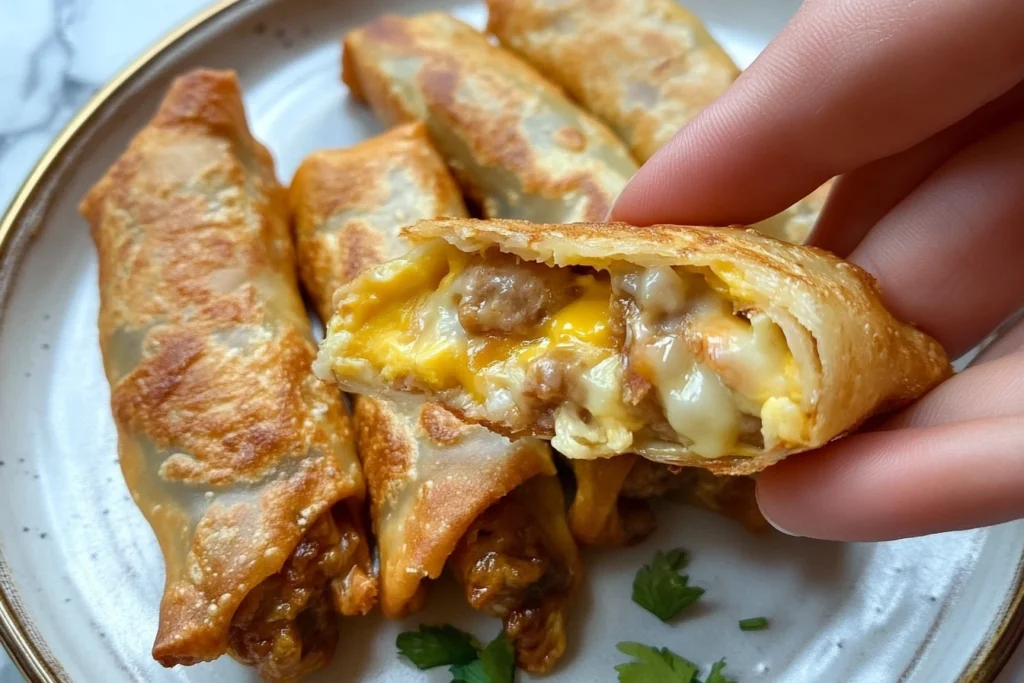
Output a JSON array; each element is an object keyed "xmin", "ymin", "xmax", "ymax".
[
  {"xmin": 487, "ymin": 0, "xmax": 739, "ymax": 164},
  {"xmin": 80, "ymin": 70, "xmax": 367, "ymax": 670},
  {"xmin": 342, "ymin": 12, "xmax": 637, "ymax": 223}
]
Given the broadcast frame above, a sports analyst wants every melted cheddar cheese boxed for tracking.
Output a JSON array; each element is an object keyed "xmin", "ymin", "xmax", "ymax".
[{"xmin": 321, "ymin": 241, "xmax": 807, "ymax": 460}]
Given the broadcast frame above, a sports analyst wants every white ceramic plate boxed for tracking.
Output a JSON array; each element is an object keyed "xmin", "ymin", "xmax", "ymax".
[{"xmin": 1, "ymin": 1, "xmax": 1022, "ymax": 681}]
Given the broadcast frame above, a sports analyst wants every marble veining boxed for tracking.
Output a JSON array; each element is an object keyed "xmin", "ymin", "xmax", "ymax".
[{"xmin": 0, "ymin": 1, "xmax": 1023, "ymax": 682}]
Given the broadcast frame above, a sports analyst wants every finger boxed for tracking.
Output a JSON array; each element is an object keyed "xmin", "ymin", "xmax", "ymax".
[
  {"xmin": 612, "ymin": 0, "xmax": 1024, "ymax": 227},
  {"xmin": 811, "ymin": 82, "xmax": 1024, "ymax": 257},
  {"xmin": 849, "ymin": 118, "xmax": 1024, "ymax": 358},
  {"xmin": 883, "ymin": 349, "xmax": 1024, "ymax": 429},
  {"xmin": 756, "ymin": 416, "xmax": 1024, "ymax": 541}
]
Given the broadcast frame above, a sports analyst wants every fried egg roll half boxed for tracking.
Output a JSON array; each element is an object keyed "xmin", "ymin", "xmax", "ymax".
[
  {"xmin": 342, "ymin": 12, "xmax": 637, "ymax": 223},
  {"xmin": 80, "ymin": 70, "xmax": 374, "ymax": 682},
  {"xmin": 289, "ymin": 124, "xmax": 581, "ymax": 673},
  {"xmin": 317, "ymin": 218, "xmax": 951, "ymax": 475}
]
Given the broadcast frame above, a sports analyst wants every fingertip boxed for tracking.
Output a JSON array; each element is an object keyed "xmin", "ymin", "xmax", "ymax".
[{"xmin": 755, "ymin": 479, "xmax": 803, "ymax": 537}]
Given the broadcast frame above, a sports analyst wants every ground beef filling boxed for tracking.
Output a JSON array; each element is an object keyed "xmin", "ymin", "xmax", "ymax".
[
  {"xmin": 448, "ymin": 486, "xmax": 575, "ymax": 674},
  {"xmin": 454, "ymin": 260, "xmax": 575, "ymax": 335},
  {"xmin": 227, "ymin": 506, "xmax": 375, "ymax": 683}
]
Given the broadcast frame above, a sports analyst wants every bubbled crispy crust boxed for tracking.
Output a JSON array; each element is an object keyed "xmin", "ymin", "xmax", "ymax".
[
  {"xmin": 80, "ymin": 70, "xmax": 365, "ymax": 665},
  {"xmin": 342, "ymin": 12, "xmax": 637, "ymax": 223},
  {"xmin": 288, "ymin": 122, "xmax": 467, "ymax": 323},
  {"xmin": 487, "ymin": 0, "xmax": 739, "ymax": 163},
  {"xmin": 398, "ymin": 218, "xmax": 952, "ymax": 475}
]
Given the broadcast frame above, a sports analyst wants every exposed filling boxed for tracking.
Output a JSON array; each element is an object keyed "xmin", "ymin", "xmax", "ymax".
[
  {"xmin": 568, "ymin": 457, "xmax": 657, "ymax": 547},
  {"xmin": 447, "ymin": 476, "xmax": 577, "ymax": 674},
  {"xmin": 330, "ymin": 241, "xmax": 807, "ymax": 460},
  {"xmin": 228, "ymin": 505, "xmax": 375, "ymax": 683},
  {"xmin": 620, "ymin": 459, "xmax": 767, "ymax": 532}
]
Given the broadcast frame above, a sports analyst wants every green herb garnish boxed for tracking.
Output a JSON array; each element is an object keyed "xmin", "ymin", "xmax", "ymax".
[
  {"xmin": 615, "ymin": 643, "xmax": 736, "ymax": 683},
  {"xmin": 615, "ymin": 642, "xmax": 698, "ymax": 682},
  {"xmin": 738, "ymin": 616, "xmax": 769, "ymax": 631},
  {"xmin": 632, "ymin": 548, "xmax": 705, "ymax": 621},
  {"xmin": 705, "ymin": 658, "xmax": 736, "ymax": 683},
  {"xmin": 451, "ymin": 632, "xmax": 515, "ymax": 683},
  {"xmin": 396, "ymin": 624, "xmax": 478, "ymax": 670}
]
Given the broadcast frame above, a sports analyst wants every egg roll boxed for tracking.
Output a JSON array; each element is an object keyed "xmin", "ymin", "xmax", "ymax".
[
  {"xmin": 289, "ymin": 124, "xmax": 581, "ymax": 673},
  {"xmin": 486, "ymin": 0, "xmax": 831, "ymax": 243},
  {"xmin": 80, "ymin": 70, "xmax": 375, "ymax": 682},
  {"xmin": 341, "ymin": 12, "xmax": 637, "ymax": 223},
  {"xmin": 317, "ymin": 218, "xmax": 951, "ymax": 475},
  {"xmin": 486, "ymin": 0, "xmax": 738, "ymax": 164}
]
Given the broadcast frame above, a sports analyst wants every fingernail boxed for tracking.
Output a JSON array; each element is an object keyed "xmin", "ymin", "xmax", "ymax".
[{"xmin": 755, "ymin": 484, "xmax": 803, "ymax": 537}]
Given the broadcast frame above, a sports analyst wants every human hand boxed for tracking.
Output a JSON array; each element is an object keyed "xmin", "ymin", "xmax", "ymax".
[{"xmin": 610, "ymin": 0, "xmax": 1024, "ymax": 541}]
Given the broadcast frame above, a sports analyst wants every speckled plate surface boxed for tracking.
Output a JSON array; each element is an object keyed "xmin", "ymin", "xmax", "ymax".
[{"xmin": 1, "ymin": 1, "xmax": 1023, "ymax": 681}]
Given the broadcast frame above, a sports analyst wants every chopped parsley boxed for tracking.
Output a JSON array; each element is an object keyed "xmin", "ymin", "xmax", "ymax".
[
  {"xmin": 632, "ymin": 547, "xmax": 705, "ymax": 621},
  {"xmin": 451, "ymin": 632, "xmax": 515, "ymax": 683},
  {"xmin": 615, "ymin": 643, "xmax": 735, "ymax": 683},
  {"xmin": 738, "ymin": 617, "xmax": 770, "ymax": 631},
  {"xmin": 396, "ymin": 624, "xmax": 478, "ymax": 669},
  {"xmin": 397, "ymin": 624, "xmax": 516, "ymax": 683}
]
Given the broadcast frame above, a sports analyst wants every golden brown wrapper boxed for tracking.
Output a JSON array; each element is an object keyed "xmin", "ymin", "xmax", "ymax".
[
  {"xmin": 289, "ymin": 122, "xmax": 468, "ymax": 318},
  {"xmin": 320, "ymin": 218, "xmax": 951, "ymax": 475},
  {"xmin": 486, "ymin": 0, "xmax": 738, "ymax": 164},
  {"xmin": 288, "ymin": 126, "xmax": 580, "ymax": 672},
  {"xmin": 342, "ymin": 12, "xmax": 637, "ymax": 223},
  {"xmin": 80, "ymin": 70, "xmax": 367, "ymax": 668}
]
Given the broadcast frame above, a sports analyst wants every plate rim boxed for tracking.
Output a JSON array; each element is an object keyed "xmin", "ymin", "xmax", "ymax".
[{"xmin": 0, "ymin": 0, "xmax": 1022, "ymax": 681}]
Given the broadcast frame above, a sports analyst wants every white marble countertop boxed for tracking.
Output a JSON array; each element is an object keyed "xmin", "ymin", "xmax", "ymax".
[{"xmin": 1, "ymin": 1, "xmax": 1023, "ymax": 681}]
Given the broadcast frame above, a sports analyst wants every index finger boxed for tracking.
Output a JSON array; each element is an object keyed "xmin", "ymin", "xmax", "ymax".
[{"xmin": 611, "ymin": 0, "xmax": 1024, "ymax": 227}]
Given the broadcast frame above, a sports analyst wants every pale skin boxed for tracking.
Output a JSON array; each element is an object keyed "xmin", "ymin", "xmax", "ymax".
[{"xmin": 611, "ymin": 0, "xmax": 1024, "ymax": 541}]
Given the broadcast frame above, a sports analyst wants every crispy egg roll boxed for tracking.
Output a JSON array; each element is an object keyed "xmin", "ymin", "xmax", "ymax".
[
  {"xmin": 288, "ymin": 124, "xmax": 581, "ymax": 673},
  {"xmin": 317, "ymin": 218, "xmax": 951, "ymax": 475},
  {"xmin": 486, "ymin": 0, "xmax": 738, "ymax": 164},
  {"xmin": 486, "ymin": 0, "xmax": 831, "ymax": 244},
  {"xmin": 80, "ymin": 70, "xmax": 375, "ymax": 682},
  {"xmin": 341, "ymin": 12, "xmax": 637, "ymax": 223}
]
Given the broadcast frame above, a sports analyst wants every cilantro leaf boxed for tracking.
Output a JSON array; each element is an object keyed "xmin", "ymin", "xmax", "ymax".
[
  {"xmin": 704, "ymin": 659, "xmax": 736, "ymax": 683},
  {"xmin": 615, "ymin": 642, "xmax": 699, "ymax": 683},
  {"xmin": 450, "ymin": 659, "xmax": 490, "ymax": 683},
  {"xmin": 448, "ymin": 631, "xmax": 515, "ymax": 683},
  {"xmin": 478, "ymin": 631, "xmax": 516, "ymax": 683},
  {"xmin": 632, "ymin": 549, "xmax": 705, "ymax": 621},
  {"xmin": 663, "ymin": 548, "xmax": 689, "ymax": 571},
  {"xmin": 738, "ymin": 616, "xmax": 769, "ymax": 631},
  {"xmin": 396, "ymin": 624, "xmax": 479, "ymax": 669}
]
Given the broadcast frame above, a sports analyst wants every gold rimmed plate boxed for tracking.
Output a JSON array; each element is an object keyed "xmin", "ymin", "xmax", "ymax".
[{"xmin": 1, "ymin": 0, "xmax": 1023, "ymax": 681}]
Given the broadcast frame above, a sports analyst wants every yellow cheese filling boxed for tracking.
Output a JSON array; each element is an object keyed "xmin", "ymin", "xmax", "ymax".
[{"xmin": 326, "ymin": 241, "xmax": 806, "ymax": 459}]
